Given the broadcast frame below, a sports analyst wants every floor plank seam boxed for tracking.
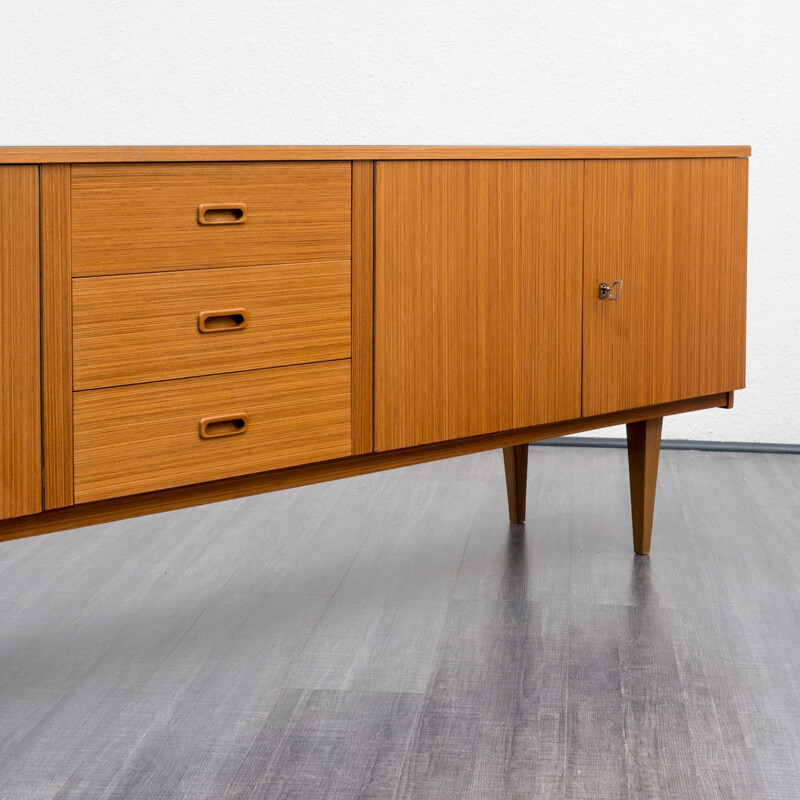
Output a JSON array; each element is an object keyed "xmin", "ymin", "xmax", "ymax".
[{"xmin": 3, "ymin": 449, "xmax": 800, "ymax": 799}]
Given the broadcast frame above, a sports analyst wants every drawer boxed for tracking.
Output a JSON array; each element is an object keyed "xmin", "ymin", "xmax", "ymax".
[
  {"xmin": 71, "ymin": 162, "xmax": 351, "ymax": 277},
  {"xmin": 73, "ymin": 361, "xmax": 352, "ymax": 503},
  {"xmin": 73, "ymin": 261, "xmax": 351, "ymax": 389}
]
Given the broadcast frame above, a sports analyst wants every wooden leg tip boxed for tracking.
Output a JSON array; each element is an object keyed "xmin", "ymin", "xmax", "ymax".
[{"xmin": 503, "ymin": 444, "xmax": 529, "ymax": 528}]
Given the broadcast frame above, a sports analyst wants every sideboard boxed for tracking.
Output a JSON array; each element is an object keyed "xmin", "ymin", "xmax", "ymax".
[{"xmin": 0, "ymin": 146, "xmax": 749, "ymax": 554}]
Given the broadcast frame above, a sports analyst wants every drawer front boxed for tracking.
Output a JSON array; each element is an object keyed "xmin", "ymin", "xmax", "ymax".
[
  {"xmin": 74, "ymin": 361, "xmax": 352, "ymax": 503},
  {"xmin": 71, "ymin": 162, "xmax": 351, "ymax": 276},
  {"xmin": 73, "ymin": 261, "xmax": 351, "ymax": 389}
]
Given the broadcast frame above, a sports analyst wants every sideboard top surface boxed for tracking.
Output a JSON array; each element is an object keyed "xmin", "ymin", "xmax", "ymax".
[{"xmin": 0, "ymin": 145, "xmax": 750, "ymax": 164}]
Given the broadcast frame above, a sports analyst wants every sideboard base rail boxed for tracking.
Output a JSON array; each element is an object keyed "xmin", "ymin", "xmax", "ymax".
[{"xmin": 0, "ymin": 392, "xmax": 730, "ymax": 545}]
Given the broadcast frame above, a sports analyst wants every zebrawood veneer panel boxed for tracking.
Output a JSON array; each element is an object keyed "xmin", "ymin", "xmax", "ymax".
[
  {"xmin": 0, "ymin": 146, "xmax": 752, "ymax": 164},
  {"xmin": 71, "ymin": 162, "xmax": 351, "ymax": 276},
  {"xmin": 0, "ymin": 166, "xmax": 41, "ymax": 519},
  {"xmin": 74, "ymin": 361, "xmax": 352, "ymax": 503},
  {"xmin": 41, "ymin": 164, "xmax": 74, "ymax": 509},
  {"xmin": 375, "ymin": 159, "xmax": 583, "ymax": 450},
  {"xmin": 73, "ymin": 261, "xmax": 351, "ymax": 389},
  {"xmin": 350, "ymin": 161, "xmax": 374, "ymax": 455},
  {"xmin": 583, "ymin": 158, "xmax": 748, "ymax": 416}
]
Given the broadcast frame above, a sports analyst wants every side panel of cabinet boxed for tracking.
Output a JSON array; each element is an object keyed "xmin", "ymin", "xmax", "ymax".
[
  {"xmin": 0, "ymin": 166, "xmax": 41, "ymax": 519},
  {"xmin": 583, "ymin": 158, "xmax": 748, "ymax": 417},
  {"xmin": 375, "ymin": 160, "xmax": 583, "ymax": 451}
]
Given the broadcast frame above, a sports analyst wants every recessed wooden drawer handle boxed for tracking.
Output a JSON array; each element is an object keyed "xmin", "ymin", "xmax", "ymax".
[
  {"xmin": 198, "ymin": 309, "xmax": 248, "ymax": 333},
  {"xmin": 199, "ymin": 413, "xmax": 249, "ymax": 439},
  {"xmin": 197, "ymin": 203, "xmax": 247, "ymax": 225}
]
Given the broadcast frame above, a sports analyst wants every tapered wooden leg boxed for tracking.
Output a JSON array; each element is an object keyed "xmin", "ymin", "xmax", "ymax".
[
  {"xmin": 626, "ymin": 417, "xmax": 663, "ymax": 555},
  {"xmin": 503, "ymin": 444, "xmax": 528, "ymax": 524}
]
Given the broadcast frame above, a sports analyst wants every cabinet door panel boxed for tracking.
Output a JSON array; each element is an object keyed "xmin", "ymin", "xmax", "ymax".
[
  {"xmin": 0, "ymin": 166, "xmax": 41, "ymax": 519},
  {"xmin": 375, "ymin": 160, "xmax": 582, "ymax": 451},
  {"xmin": 583, "ymin": 158, "xmax": 747, "ymax": 417}
]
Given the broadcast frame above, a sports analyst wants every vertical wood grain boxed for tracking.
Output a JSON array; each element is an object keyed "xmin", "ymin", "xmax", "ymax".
[
  {"xmin": 725, "ymin": 391, "xmax": 735, "ymax": 409},
  {"xmin": 375, "ymin": 160, "xmax": 583, "ymax": 451},
  {"xmin": 583, "ymin": 158, "xmax": 748, "ymax": 417},
  {"xmin": 41, "ymin": 164, "xmax": 74, "ymax": 509},
  {"xmin": 0, "ymin": 165, "xmax": 41, "ymax": 519},
  {"xmin": 626, "ymin": 417, "xmax": 663, "ymax": 555},
  {"xmin": 351, "ymin": 161, "xmax": 374, "ymax": 454},
  {"xmin": 502, "ymin": 444, "xmax": 529, "ymax": 524}
]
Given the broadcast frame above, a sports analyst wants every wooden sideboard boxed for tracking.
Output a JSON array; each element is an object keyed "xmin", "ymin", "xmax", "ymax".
[{"xmin": 0, "ymin": 146, "xmax": 749, "ymax": 554}]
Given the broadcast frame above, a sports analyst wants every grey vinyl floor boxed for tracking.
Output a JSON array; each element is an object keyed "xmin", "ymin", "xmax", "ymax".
[{"xmin": 1, "ymin": 446, "xmax": 800, "ymax": 799}]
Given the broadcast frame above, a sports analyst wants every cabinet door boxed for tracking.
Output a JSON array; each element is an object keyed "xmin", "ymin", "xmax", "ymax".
[
  {"xmin": 375, "ymin": 160, "xmax": 583, "ymax": 451},
  {"xmin": 0, "ymin": 166, "xmax": 41, "ymax": 519},
  {"xmin": 583, "ymin": 158, "xmax": 748, "ymax": 417}
]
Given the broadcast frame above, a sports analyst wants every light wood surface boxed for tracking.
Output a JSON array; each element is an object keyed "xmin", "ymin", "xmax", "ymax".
[
  {"xmin": 375, "ymin": 159, "xmax": 583, "ymax": 450},
  {"xmin": 626, "ymin": 417, "xmax": 663, "ymax": 555},
  {"xmin": 72, "ymin": 261, "xmax": 351, "ymax": 389},
  {"xmin": 0, "ymin": 147, "xmax": 750, "ymax": 543},
  {"xmin": 0, "ymin": 145, "xmax": 751, "ymax": 164},
  {"xmin": 1, "ymin": 393, "xmax": 727, "ymax": 542},
  {"xmin": 196, "ymin": 202, "xmax": 247, "ymax": 225},
  {"xmin": 71, "ymin": 162, "xmax": 351, "ymax": 276},
  {"xmin": 350, "ymin": 161, "xmax": 374, "ymax": 455},
  {"xmin": 41, "ymin": 164, "xmax": 75, "ymax": 509},
  {"xmin": 0, "ymin": 166, "xmax": 41, "ymax": 519},
  {"xmin": 503, "ymin": 444, "xmax": 529, "ymax": 524},
  {"xmin": 583, "ymin": 158, "xmax": 748, "ymax": 416},
  {"xmin": 73, "ymin": 360, "xmax": 352, "ymax": 503}
]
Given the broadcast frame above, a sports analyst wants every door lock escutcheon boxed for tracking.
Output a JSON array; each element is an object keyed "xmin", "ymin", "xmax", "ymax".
[{"xmin": 599, "ymin": 280, "xmax": 623, "ymax": 301}]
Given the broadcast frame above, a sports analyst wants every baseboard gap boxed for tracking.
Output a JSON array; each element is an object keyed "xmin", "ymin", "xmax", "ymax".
[{"xmin": 532, "ymin": 437, "xmax": 800, "ymax": 455}]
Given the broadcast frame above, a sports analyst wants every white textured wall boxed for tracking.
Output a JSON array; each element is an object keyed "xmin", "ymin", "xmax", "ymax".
[{"xmin": 2, "ymin": 0, "xmax": 798, "ymax": 443}]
